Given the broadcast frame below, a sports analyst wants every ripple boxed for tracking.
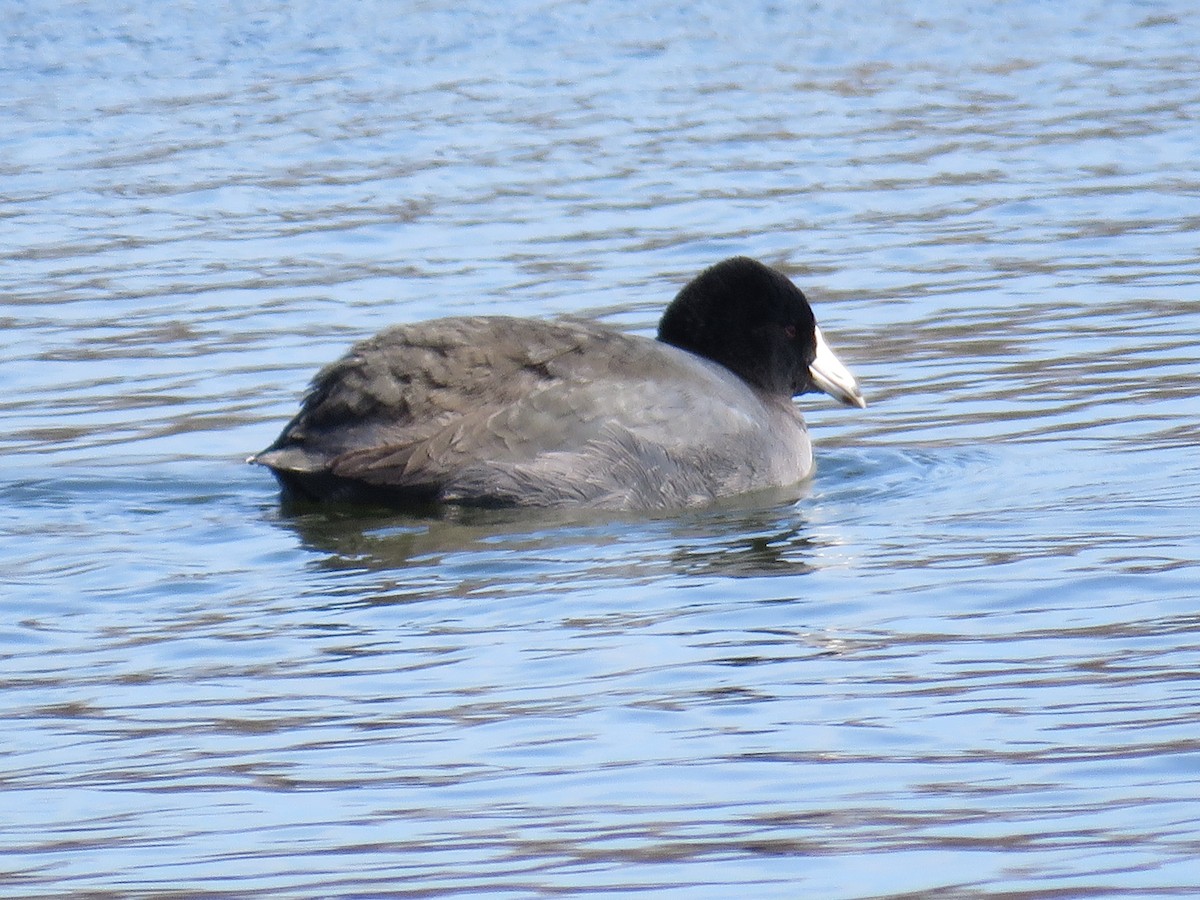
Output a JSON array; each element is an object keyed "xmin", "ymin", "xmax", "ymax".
[
  {"xmin": 4, "ymin": 1, "xmax": 1200, "ymax": 896},
  {"xmin": 815, "ymin": 444, "xmax": 997, "ymax": 504}
]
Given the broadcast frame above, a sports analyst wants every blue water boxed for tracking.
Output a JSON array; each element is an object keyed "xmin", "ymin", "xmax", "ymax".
[{"xmin": 3, "ymin": 1, "xmax": 1199, "ymax": 896}]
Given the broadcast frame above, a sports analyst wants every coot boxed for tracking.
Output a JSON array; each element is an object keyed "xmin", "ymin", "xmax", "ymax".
[{"xmin": 250, "ymin": 256, "xmax": 865, "ymax": 509}]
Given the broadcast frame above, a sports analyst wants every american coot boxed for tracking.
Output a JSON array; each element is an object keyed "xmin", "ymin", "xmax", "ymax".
[{"xmin": 250, "ymin": 256, "xmax": 866, "ymax": 510}]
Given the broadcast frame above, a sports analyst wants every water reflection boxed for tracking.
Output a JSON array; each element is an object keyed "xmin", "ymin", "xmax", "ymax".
[{"xmin": 274, "ymin": 486, "xmax": 823, "ymax": 581}]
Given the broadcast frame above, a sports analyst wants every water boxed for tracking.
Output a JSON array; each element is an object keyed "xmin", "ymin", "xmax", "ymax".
[{"xmin": 3, "ymin": 0, "xmax": 1199, "ymax": 896}]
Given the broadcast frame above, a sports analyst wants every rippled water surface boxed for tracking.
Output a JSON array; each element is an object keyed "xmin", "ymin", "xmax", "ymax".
[{"xmin": 4, "ymin": 1, "xmax": 1199, "ymax": 896}]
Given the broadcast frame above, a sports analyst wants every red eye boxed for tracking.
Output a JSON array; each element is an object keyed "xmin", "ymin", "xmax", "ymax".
[{"xmin": 783, "ymin": 324, "xmax": 797, "ymax": 340}]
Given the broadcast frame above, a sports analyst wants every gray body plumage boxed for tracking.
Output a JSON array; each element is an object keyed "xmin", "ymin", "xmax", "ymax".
[{"xmin": 253, "ymin": 316, "xmax": 812, "ymax": 510}]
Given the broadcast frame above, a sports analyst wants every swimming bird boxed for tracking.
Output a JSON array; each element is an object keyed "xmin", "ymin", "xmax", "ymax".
[{"xmin": 250, "ymin": 256, "xmax": 865, "ymax": 510}]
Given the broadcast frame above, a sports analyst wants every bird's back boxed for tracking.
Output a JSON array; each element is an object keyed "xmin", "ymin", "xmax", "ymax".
[{"xmin": 252, "ymin": 315, "xmax": 812, "ymax": 509}]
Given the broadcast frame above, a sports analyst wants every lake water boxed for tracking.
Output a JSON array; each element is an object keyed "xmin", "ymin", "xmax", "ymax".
[{"xmin": 3, "ymin": 1, "xmax": 1199, "ymax": 896}]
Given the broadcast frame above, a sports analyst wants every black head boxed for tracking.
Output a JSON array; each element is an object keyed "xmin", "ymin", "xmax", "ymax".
[{"xmin": 655, "ymin": 257, "xmax": 826, "ymax": 397}]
